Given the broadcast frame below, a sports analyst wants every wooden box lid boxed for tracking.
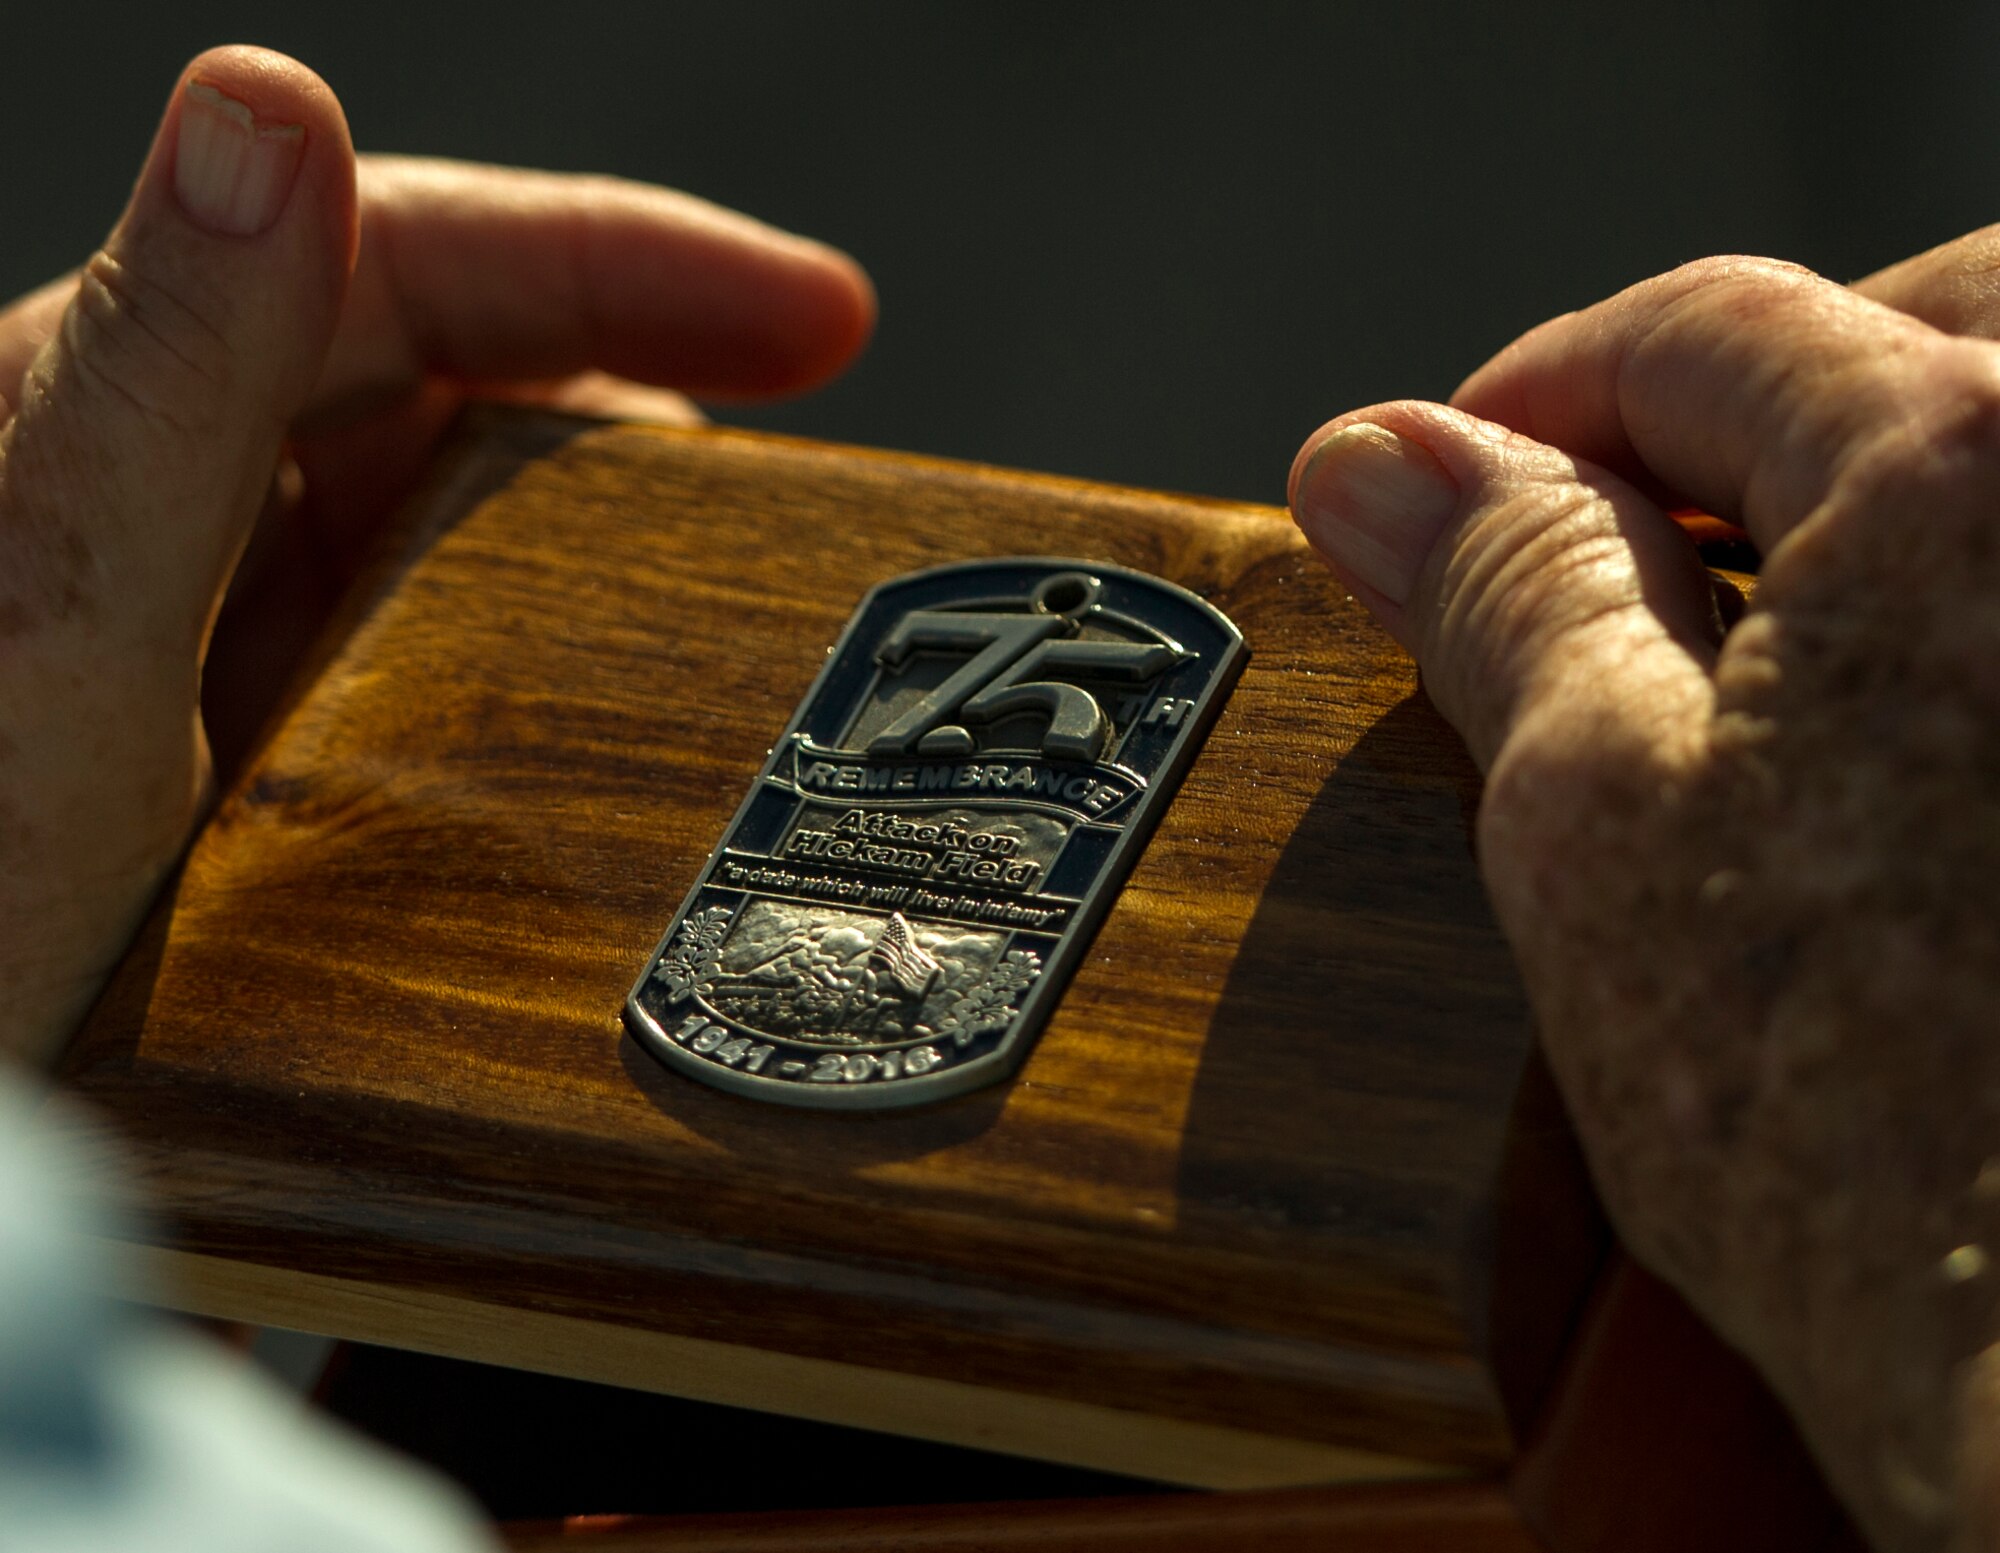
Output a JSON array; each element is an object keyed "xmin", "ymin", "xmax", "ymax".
[{"xmin": 55, "ymin": 410, "xmax": 1600, "ymax": 1487}]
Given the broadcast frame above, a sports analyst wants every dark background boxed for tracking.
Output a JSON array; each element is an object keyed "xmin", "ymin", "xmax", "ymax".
[{"xmin": 2, "ymin": 2, "xmax": 1991, "ymax": 502}]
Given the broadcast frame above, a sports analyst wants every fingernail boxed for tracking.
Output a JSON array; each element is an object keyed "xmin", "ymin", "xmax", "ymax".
[
  {"xmin": 1292, "ymin": 423, "xmax": 1460, "ymax": 605},
  {"xmin": 174, "ymin": 81, "xmax": 305, "ymax": 237}
]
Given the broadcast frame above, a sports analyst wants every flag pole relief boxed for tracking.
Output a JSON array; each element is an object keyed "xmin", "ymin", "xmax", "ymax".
[{"xmin": 624, "ymin": 559, "xmax": 1247, "ymax": 1109}]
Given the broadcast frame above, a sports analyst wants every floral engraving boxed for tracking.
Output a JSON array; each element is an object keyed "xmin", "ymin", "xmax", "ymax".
[
  {"xmin": 926, "ymin": 948, "xmax": 1042, "ymax": 1048},
  {"xmin": 653, "ymin": 905, "xmax": 733, "ymax": 1001}
]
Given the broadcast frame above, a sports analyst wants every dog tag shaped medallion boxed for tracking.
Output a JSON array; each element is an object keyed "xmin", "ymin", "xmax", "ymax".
[{"xmin": 625, "ymin": 558, "xmax": 1245, "ymax": 1108}]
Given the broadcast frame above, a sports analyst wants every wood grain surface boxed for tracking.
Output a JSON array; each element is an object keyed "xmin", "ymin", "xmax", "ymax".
[{"xmin": 54, "ymin": 409, "xmax": 1603, "ymax": 1481}]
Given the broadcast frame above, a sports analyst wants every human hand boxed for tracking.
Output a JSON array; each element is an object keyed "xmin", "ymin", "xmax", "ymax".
[
  {"xmin": 1289, "ymin": 243, "xmax": 2000, "ymax": 1551},
  {"xmin": 0, "ymin": 47, "xmax": 873, "ymax": 1065}
]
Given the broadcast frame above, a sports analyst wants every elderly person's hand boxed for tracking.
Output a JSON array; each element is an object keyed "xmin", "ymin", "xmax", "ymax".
[
  {"xmin": 1290, "ymin": 242, "xmax": 2000, "ymax": 1551},
  {"xmin": 0, "ymin": 47, "xmax": 873, "ymax": 1063}
]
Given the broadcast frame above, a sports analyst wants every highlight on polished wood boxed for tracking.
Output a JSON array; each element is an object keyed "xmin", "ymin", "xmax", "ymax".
[{"xmin": 56, "ymin": 408, "xmax": 1599, "ymax": 1486}]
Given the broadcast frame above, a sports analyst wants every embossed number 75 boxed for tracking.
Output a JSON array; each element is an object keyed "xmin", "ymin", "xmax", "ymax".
[{"xmin": 865, "ymin": 612, "xmax": 1178, "ymax": 763}]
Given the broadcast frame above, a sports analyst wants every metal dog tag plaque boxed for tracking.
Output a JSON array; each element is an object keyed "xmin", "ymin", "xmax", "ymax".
[{"xmin": 625, "ymin": 558, "xmax": 1246, "ymax": 1109}]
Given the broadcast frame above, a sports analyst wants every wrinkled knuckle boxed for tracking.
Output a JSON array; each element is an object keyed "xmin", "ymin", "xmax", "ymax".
[
  {"xmin": 65, "ymin": 249, "xmax": 232, "ymax": 424},
  {"xmin": 1650, "ymin": 255, "xmax": 1824, "ymax": 342},
  {"xmin": 1667, "ymin": 253, "xmax": 1815, "ymax": 289},
  {"xmin": 1424, "ymin": 485, "xmax": 1639, "ymax": 720},
  {"xmin": 1662, "ymin": 254, "xmax": 1817, "ymax": 306}
]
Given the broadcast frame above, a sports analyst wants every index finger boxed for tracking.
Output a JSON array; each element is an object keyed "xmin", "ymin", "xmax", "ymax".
[
  {"xmin": 1451, "ymin": 256, "xmax": 1974, "ymax": 553},
  {"xmin": 305, "ymin": 155, "xmax": 876, "ymax": 428}
]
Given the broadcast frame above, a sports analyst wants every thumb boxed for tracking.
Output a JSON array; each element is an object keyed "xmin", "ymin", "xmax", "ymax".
[
  {"xmin": 3, "ymin": 46, "xmax": 357, "ymax": 654},
  {"xmin": 1286, "ymin": 402, "xmax": 1719, "ymax": 776},
  {"xmin": 1285, "ymin": 403, "xmax": 1726, "ymax": 1096},
  {"xmin": 1285, "ymin": 401, "xmax": 1731, "ymax": 1299},
  {"xmin": 0, "ymin": 48, "xmax": 355, "ymax": 1059}
]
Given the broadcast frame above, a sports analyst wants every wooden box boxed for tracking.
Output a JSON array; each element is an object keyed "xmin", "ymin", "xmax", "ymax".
[{"xmin": 52, "ymin": 411, "xmax": 1842, "ymax": 1545}]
